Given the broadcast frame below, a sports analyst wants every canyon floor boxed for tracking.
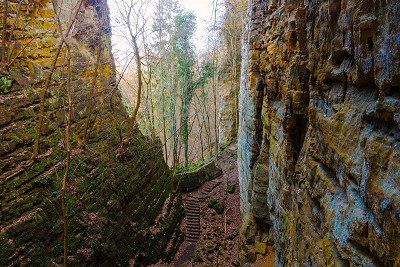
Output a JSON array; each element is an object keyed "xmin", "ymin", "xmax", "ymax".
[
  {"xmin": 149, "ymin": 143, "xmax": 240, "ymax": 266},
  {"xmin": 175, "ymin": 143, "xmax": 241, "ymax": 266},
  {"xmin": 151, "ymin": 143, "xmax": 275, "ymax": 266}
]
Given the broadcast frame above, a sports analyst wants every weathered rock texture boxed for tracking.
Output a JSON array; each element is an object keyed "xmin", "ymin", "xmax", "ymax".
[
  {"xmin": 218, "ymin": 81, "xmax": 239, "ymax": 145},
  {"xmin": 177, "ymin": 160, "xmax": 222, "ymax": 192},
  {"xmin": 238, "ymin": 0, "xmax": 400, "ymax": 265},
  {"xmin": 0, "ymin": 0, "xmax": 182, "ymax": 265},
  {"xmin": 218, "ymin": 0, "xmax": 248, "ymax": 146}
]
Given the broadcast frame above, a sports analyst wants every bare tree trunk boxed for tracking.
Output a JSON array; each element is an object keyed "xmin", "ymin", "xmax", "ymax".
[
  {"xmin": 6, "ymin": 0, "xmax": 23, "ymax": 66},
  {"xmin": 172, "ymin": 77, "xmax": 179, "ymax": 167},
  {"xmin": 127, "ymin": 6, "xmax": 142, "ymax": 128},
  {"xmin": 181, "ymin": 103, "xmax": 190, "ymax": 165},
  {"xmin": 147, "ymin": 65, "xmax": 156, "ymax": 136},
  {"xmin": 1, "ymin": 0, "xmax": 8, "ymax": 67},
  {"xmin": 62, "ymin": 46, "xmax": 73, "ymax": 267},
  {"xmin": 162, "ymin": 86, "xmax": 168, "ymax": 162},
  {"xmin": 213, "ymin": 71, "xmax": 218, "ymax": 151},
  {"xmin": 212, "ymin": 0, "xmax": 219, "ymax": 153},
  {"xmin": 195, "ymin": 104, "xmax": 205, "ymax": 161},
  {"xmin": 196, "ymin": 92, "xmax": 212, "ymax": 153},
  {"xmin": 131, "ymin": 38, "xmax": 142, "ymax": 126}
]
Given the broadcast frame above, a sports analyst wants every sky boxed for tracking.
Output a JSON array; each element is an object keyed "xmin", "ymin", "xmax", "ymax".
[
  {"xmin": 179, "ymin": 0, "xmax": 215, "ymax": 52},
  {"xmin": 108, "ymin": 0, "xmax": 218, "ymax": 67}
]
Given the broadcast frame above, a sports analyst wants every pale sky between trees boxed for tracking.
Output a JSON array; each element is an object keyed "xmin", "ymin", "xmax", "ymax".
[{"xmin": 108, "ymin": 0, "xmax": 217, "ymax": 67}]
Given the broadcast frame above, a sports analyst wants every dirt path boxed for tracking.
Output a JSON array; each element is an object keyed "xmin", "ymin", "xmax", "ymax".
[{"xmin": 172, "ymin": 143, "xmax": 240, "ymax": 266}]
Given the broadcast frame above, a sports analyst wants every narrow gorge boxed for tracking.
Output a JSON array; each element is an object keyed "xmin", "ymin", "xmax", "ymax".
[{"xmin": 0, "ymin": 0, "xmax": 399, "ymax": 266}]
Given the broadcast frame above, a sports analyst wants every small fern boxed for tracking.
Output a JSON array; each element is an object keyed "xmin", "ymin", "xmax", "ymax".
[{"xmin": 0, "ymin": 76, "xmax": 13, "ymax": 94}]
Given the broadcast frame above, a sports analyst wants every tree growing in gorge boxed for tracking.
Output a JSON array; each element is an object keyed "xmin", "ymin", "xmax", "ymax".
[
  {"xmin": 111, "ymin": 0, "xmax": 217, "ymax": 167},
  {"xmin": 173, "ymin": 12, "xmax": 215, "ymax": 165}
]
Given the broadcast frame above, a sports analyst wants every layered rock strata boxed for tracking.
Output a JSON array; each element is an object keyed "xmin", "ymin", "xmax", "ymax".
[
  {"xmin": 0, "ymin": 0, "xmax": 183, "ymax": 265},
  {"xmin": 238, "ymin": 0, "xmax": 400, "ymax": 265}
]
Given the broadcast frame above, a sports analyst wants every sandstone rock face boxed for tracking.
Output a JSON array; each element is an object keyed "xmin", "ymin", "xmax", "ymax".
[
  {"xmin": 177, "ymin": 160, "xmax": 223, "ymax": 192},
  {"xmin": 219, "ymin": 81, "xmax": 238, "ymax": 145},
  {"xmin": 238, "ymin": 0, "xmax": 400, "ymax": 265},
  {"xmin": 0, "ymin": 0, "xmax": 182, "ymax": 265},
  {"xmin": 218, "ymin": 0, "xmax": 247, "ymax": 146}
]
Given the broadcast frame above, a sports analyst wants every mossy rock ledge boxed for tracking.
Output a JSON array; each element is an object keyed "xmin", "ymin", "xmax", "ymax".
[{"xmin": 176, "ymin": 161, "xmax": 223, "ymax": 192}]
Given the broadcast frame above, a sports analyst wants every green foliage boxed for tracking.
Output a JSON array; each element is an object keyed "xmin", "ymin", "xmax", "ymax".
[
  {"xmin": 283, "ymin": 214, "xmax": 289, "ymax": 233},
  {"xmin": 196, "ymin": 61, "xmax": 215, "ymax": 88},
  {"xmin": 204, "ymin": 242, "xmax": 220, "ymax": 254},
  {"xmin": 173, "ymin": 12, "xmax": 196, "ymax": 86},
  {"xmin": 34, "ymin": 175, "xmax": 53, "ymax": 187},
  {"xmin": 208, "ymin": 197, "xmax": 224, "ymax": 215},
  {"xmin": 227, "ymin": 181, "xmax": 236, "ymax": 194},
  {"xmin": 189, "ymin": 252, "xmax": 203, "ymax": 262},
  {"xmin": 173, "ymin": 160, "xmax": 203, "ymax": 173},
  {"xmin": 0, "ymin": 76, "xmax": 13, "ymax": 94}
]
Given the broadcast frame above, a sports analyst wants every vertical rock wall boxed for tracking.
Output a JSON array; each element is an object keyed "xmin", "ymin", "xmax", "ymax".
[
  {"xmin": 0, "ymin": 0, "xmax": 183, "ymax": 265},
  {"xmin": 218, "ymin": 81, "xmax": 238, "ymax": 145},
  {"xmin": 238, "ymin": 0, "xmax": 400, "ymax": 265},
  {"xmin": 218, "ymin": 0, "xmax": 247, "ymax": 146}
]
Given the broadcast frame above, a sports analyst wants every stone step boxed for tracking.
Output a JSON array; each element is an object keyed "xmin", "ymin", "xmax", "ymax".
[
  {"xmin": 187, "ymin": 228, "xmax": 200, "ymax": 233},
  {"xmin": 185, "ymin": 201, "xmax": 199, "ymax": 205},
  {"xmin": 186, "ymin": 231, "xmax": 199, "ymax": 236},
  {"xmin": 184, "ymin": 194, "xmax": 201, "ymax": 243},
  {"xmin": 185, "ymin": 202, "xmax": 200, "ymax": 207},
  {"xmin": 186, "ymin": 210, "xmax": 200, "ymax": 214},
  {"xmin": 186, "ymin": 233, "xmax": 200, "ymax": 239},
  {"xmin": 201, "ymin": 181, "xmax": 220, "ymax": 194},
  {"xmin": 186, "ymin": 209, "xmax": 200, "ymax": 214},
  {"xmin": 186, "ymin": 213, "xmax": 199, "ymax": 218},
  {"xmin": 186, "ymin": 236, "xmax": 199, "ymax": 241},
  {"xmin": 185, "ymin": 205, "xmax": 200, "ymax": 210},
  {"xmin": 186, "ymin": 208, "xmax": 200, "ymax": 213}
]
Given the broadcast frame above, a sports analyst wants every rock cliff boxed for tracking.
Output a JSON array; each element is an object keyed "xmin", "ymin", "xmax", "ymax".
[
  {"xmin": 218, "ymin": 0, "xmax": 247, "ymax": 146},
  {"xmin": 238, "ymin": 0, "xmax": 400, "ymax": 265},
  {"xmin": 0, "ymin": 0, "xmax": 183, "ymax": 265}
]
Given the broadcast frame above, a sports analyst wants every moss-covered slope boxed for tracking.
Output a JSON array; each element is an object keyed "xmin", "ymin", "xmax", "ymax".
[{"xmin": 0, "ymin": 0, "xmax": 183, "ymax": 265}]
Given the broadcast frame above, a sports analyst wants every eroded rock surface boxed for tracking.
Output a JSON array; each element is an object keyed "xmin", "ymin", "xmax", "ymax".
[
  {"xmin": 0, "ymin": 0, "xmax": 182, "ymax": 265},
  {"xmin": 238, "ymin": 0, "xmax": 400, "ymax": 265}
]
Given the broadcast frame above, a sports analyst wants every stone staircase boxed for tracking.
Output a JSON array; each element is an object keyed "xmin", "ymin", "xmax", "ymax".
[
  {"xmin": 184, "ymin": 179, "xmax": 221, "ymax": 243},
  {"xmin": 199, "ymin": 179, "xmax": 221, "ymax": 200},
  {"xmin": 184, "ymin": 196, "xmax": 200, "ymax": 242}
]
